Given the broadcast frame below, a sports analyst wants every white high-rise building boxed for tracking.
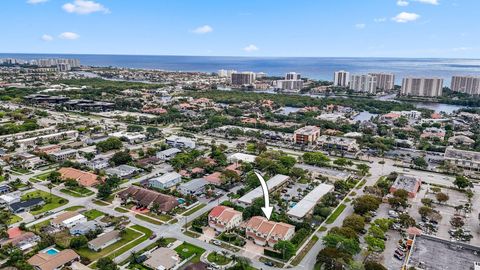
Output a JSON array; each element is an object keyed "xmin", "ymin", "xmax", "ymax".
[
  {"xmin": 285, "ymin": 72, "xmax": 301, "ymax": 80},
  {"xmin": 334, "ymin": 70, "xmax": 350, "ymax": 87},
  {"xmin": 401, "ymin": 77, "xmax": 444, "ymax": 97},
  {"xmin": 349, "ymin": 74, "xmax": 377, "ymax": 93},
  {"xmin": 369, "ymin": 73, "xmax": 395, "ymax": 91},
  {"xmin": 451, "ymin": 76, "xmax": 480, "ymax": 95},
  {"xmin": 276, "ymin": 80, "xmax": 304, "ymax": 90}
]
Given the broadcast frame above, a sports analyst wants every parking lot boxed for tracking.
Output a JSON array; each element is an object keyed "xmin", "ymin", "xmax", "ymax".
[{"xmin": 407, "ymin": 184, "xmax": 480, "ymax": 246}]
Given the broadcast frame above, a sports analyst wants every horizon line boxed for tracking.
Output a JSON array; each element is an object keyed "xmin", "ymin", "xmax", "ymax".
[{"xmin": 0, "ymin": 52, "xmax": 479, "ymax": 61}]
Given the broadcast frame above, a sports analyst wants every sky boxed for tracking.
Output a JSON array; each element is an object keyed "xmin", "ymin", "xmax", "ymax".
[{"xmin": 1, "ymin": 0, "xmax": 479, "ymax": 58}]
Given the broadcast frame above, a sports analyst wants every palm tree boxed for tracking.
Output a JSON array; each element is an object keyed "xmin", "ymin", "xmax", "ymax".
[{"xmin": 47, "ymin": 182, "xmax": 54, "ymax": 197}]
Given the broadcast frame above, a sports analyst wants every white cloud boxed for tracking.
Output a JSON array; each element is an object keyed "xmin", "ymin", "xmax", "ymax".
[
  {"xmin": 355, "ymin": 23, "xmax": 366, "ymax": 29},
  {"xmin": 27, "ymin": 0, "xmax": 48, "ymax": 4},
  {"xmin": 452, "ymin": 47, "xmax": 472, "ymax": 52},
  {"xmin": 62, "ymin": 0, "xmax": 109, "ymax": 15},
  {"xmin": 374, "ymin": 18, "xmax": 387, "ymax": 23},
  {"xmin": 192, "ymin": 25, "xmax": 213, "ymax": 34},
  {"xmin": 392, "ymin": 12, "xmax": 420, "ymax": 23},
  {"xmin": 243, "ymin": 44, "xmax": 259, "ymax": 52},
  {"xmin": 59, "ymin": 32, "xmax": 80, "ymax": 40},
  {"xmin": 41, "ymin": 34, "xmax": 53, "ymax": 41},
  {"xmin": 414, "ymin": 0, "xmax": 439, "ymax": 5},
  {"xmin": 397, "ymin": 0, "xmax": 409, "ymax": 6}
]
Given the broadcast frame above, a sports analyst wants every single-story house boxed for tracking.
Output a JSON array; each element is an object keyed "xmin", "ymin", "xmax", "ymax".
[
  {"xmin": 149, "ymin": 172, "xmax": 182, "ymax": 189},
  {"xmin": 58, "ymin": 167, "xmax": 102, "ymax": 187},
  {"xmin": 70, "ymin": 221, "xmax": 99, "ymax": 236},
  {"xmin": 106, "ymin": 164, "xmax": 140, "ymax": 178},
  {"xmin": 156, "ymin": 148, "xmax": 181, "ymax": 160},
  {"xmin": 9, "ymin": 198, "xmax": 44, "ymax": 213},
  {"xmin": 28, "ymin": 249, "xmax": 80, "ymax": 270},
  {"xmin": 143, "ymin": 248, "xmax": 180, "ymax": 270},
  {"xmin": 51, "ymin": 212, "xmax": 87, "ymax": 228},
  {"xmin": 177, "ymin": 178, "xmax": 209, "ymax": 196},
  {"xmin": 87, "ymin": 230, "xmax": 121, "ymax": 251}
]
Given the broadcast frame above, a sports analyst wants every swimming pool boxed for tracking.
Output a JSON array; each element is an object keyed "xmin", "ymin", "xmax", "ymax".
[
  {"xmin": 177, "ymin": 198, "xmax": 186, "ymax": 204},
  {"xmin": 43, "ymin": 248, "xmax": 59, "ymax": 255}
]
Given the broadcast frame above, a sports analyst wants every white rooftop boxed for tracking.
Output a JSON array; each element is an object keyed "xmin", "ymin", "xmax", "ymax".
[
  {"xmin": 287, "ymin": 183, "xmax": 334, "ymax": 219},
  {"xmin": 228, "ymin": 153, "xmax": 257, "ymax": 163},
  {"xmin": 150, "ymin": 172, "xmax": 181, "ymax": 184},
  {"xmin": 238, "ymin": 174, "xmax": 289, "ymax": 205}
]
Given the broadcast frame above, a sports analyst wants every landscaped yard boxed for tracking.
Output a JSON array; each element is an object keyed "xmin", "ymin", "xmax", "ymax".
[
  {"xmin": 31, "ymin": 172, "xmax": 51, "ymax": 181},
  {"xmin": 183, "ymin": 203, "xmax": 206, "ymax": 216},
  {"xmin": 8, "ymin": 214, "xmax": 23, "ymax": 225},
  {"xmin": 291, "ymin": 235, "xmax": 319, "ymax": 266},
  {"xmin": 76, "ymin": 228, "xmax": 142, "ymax": 261},
  {"xmin": 146, "ymin": 211, "xmax": 172, "ymax": 222},
  {"xmin": 21, "ymin": 190, "xmax": 68, "ymax": 215},
  {"xmin": 83, "ymin": 209, "xmax": 104, "ymax": 220},
  {"xmin": 174, "ymin": 242, "xmax": 206, "ymax": 263},
  {"xmin": 64, "ymin": 205, "xmax": 85, "ymax": 211},
  {"xmin": 325, "ymin": 203, "xmax": 346, "ymax": 224},
  {"xmin": 207, "ymin": 252, "xmax": 232, "ymax": 265},
  {"xmin": 106, "ymin": 225, "xmax": 153, "ymax": 260},
  {"xmin": 115, "ymin": 207, "xmax": 129, "ymax": 213},
  {"xmin": 136, "ymin": 214, "xmax": 163, "ymax": 225},
  {"xmin": 60, "ymin": 186, "xmax": 94, "ymax": 197},
  {"xmin": 93, "ymin": 199, "xmax": 110, "ymax": 206}
]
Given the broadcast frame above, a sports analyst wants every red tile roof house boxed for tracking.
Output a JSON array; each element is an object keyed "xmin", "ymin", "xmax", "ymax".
[
  {"xmin": 58, "ymin": 167, "xmax": 103, "ymax": 187},
  {"xmin": 208, "ymin": 206, "xmax": 243, "ymax": 233},
  {"xmin": 244, "ymin": 216, "xmax": 295, "ymax": 247},
  {"xmin": 203, "ymin": 172, "xmax": 223, "ymax": 186}
]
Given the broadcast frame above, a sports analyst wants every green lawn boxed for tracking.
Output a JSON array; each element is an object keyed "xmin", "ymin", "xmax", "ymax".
[
  {"xmin": 106, "ymin": 225, "xmax": 153, "ymax": 260},
  {"xmin": 0, "ymin": 175, "xmax": 5, "ymax": 182},
  {"xmin": 77, "ymin": 228, "xmax": 141, "ymax": 261},
  {"xmin": 114, "ymin": 207, "xmax": 129, "ymax": 213},
  {"xmin": 136, "ymin": 214, "xmax": 163, "ymax": 225},
  {"xmin": 8, "ymin": 214, "xmax": 23, "ymax": 225},
  {"xmin": 21, "ymin": 190, "xmax": 68, "ymax": 215},
  {"xmin": 291, "ymin": 235, "xmax": 319, "ymax": 266},
  {"xmin": 120, "ymin": 238, "xmax": 177, "ymax": 266},
  {"xmin": 83, "ymin": 209, "xmax": 104, "ymax": 220},
  {"xmin": 146, "ymin": 212, "xmax": 172, "ymax": 222},
  {"xmin": 183, "ymin": 204, "xmax": 206, "ymax": 216},
  {"xmin": 174, "ymin": 242, "xmax": 206, "ymax": 263},
  {"xmin": 325, "ymin": 204, "xmax": 346, "ymax": 224},
  {"xmin": 65, "ymin": 205, "xmax": 85, "ymax": 211},
  {"xmin": 93, "ymin": 199, "xmax": 110, "ymax": 206},
  {"xmin": 60, "ymin": 187, "xmax": 94, "ymax": 197},
  {"xmin": 29, "ymin": 219, "xmax": 51, "ymax": 233},
  {"xmin": 11, "ymin": 167, "xmax": 32, "ymax": 174},
  {"xmin": 207, "ymin": 252, "xmax": 232, "ymax": 265},
  {"xmin": 34, "ymin": 172, "xmax": 52, "ymax": 181}
]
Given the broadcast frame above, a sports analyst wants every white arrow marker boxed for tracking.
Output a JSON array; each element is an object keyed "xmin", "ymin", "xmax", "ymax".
[{"xmin": 254, "ymin": 171, "xmax": 273, "ymax": 220}]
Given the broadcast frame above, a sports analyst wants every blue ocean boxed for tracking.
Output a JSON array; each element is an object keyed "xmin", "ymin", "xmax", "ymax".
[{"xmin": 2, "ymin": 53, "xmax": 480, "ymax": 84}]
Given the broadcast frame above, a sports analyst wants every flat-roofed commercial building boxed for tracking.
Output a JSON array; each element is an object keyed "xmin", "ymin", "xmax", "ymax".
[
  {"xmin": 287, "ymin": 183, "xmax": 334, "ymax": 221},
  {"xmin": 451, "ymin": 76, "xmax": 480, "ymax": 95},
  {"xmin": 238, "ymin": 174, "xmax": 290, "ymax": 205},
  {"xmin": 444, "ymin": 146, "xmax": 480, "ymax": 171},
  {"xmin": 294, "ymin": 126, "xmax": 320, "ymax": 145},
  {"xmin": 318, "ymin": 135, "xmax": 360, "ymax": 152},
  {"xmin": 401, "ymin": 77, "xmax": 443, "ymax": 97}
]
